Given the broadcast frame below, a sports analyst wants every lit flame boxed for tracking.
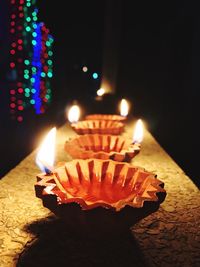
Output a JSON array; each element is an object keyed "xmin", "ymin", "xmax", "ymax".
[
  {"xmin": 68, "ymin": 104, "xmax": 80, "ymax": 123},
  {"xmin": 97, "ymin": 88, "xmax": 105, "ymax": 96},
  {"xmin": 120, "ymin": 98, "xmax": 129, "ymax": 116},
  {"xmin": 36, "ymin": 127, "xmax": 56, "ymax": 173},
  {"xmin": 133, "ymin": 119, "xmax": 144, "ymax": 143}
]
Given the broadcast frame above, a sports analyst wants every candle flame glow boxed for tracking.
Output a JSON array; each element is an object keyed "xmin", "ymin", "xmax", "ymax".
[
  {"xmin": 97, "ymin": 88, "xmax": 105, "ymax": 96},
  {"xmin": 36, "ymin": 127, "xmax": 56, "ymax": 173},
  {"xmin": 120, "ymin": 98, "xmax": 129, "ymax": 117},
  {"xmin": 68, "ymin": 104, "xmax": 80, "ymax": 123},
  {"xmin": 133, "ymin": 119, "xmax": 144, "ymax": 143}
]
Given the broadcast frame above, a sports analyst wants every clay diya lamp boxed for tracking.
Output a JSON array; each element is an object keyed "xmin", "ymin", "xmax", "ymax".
[
  {"xmin": 71, "ymin": 120, "xmax": 124, "ymax": 135},
  {"xmin": 64, "ymin": 134, "xmax": 140, "ymax": 162},
  {"xmin": 85, "ymin": 114, "xmax": 127, "ymax": 122},
  {"xmin": 84, "ymin": 99, "xmax": 130, "ymax": 122},
  {"xmin": 35, "ymin": 159, "xmax": 166, "ymax": 237}
]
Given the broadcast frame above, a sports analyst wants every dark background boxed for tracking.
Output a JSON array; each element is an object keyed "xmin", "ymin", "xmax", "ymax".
[{"xmin": 0, "ymin": 0, "xmax": 199, "ymax": 188}]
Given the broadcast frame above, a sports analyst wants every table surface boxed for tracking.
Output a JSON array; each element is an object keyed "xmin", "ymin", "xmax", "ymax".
[{"xmin": 0, "ymin": 120, "xmax": 199, "ymax": 267}]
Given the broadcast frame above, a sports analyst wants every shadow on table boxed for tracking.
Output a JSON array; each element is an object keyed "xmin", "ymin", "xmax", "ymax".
[
  {"xmin": 16, "ymin": 195, "xmax": 166, "ymax": 267},
  {"xmin": 17, "ymin": 214, "xmax": 150, "ymax": 267},
  {"xmin": 17, "ymin": 173, "xmax": 166, "ymax": 266}
]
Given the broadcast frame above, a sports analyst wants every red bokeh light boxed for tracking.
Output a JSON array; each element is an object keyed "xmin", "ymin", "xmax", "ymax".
[
  {"xmin": 10, "ymin": 49, "xmax": 15, "ymax": 55},
  {"xmin": 18, "ymin": 88, "xmax": 23, "ymax": 94},
  {"xmin": 10, "ymin": 103, "xmax": 16, "ymax": 109},
  {"xmin": 18, "ymin": 39, "xmax": 23, "ymax": 44},
  {"xmin": 17, "ymin": 116, "xmax": 23, "ymax": 122},
  {"xmin": 43, "ymin": 65, "xmax": 48, "ymax": 72},
  {"xmin": 10, "ymin": 90, "xmax": 16, "ymax": 95},
  {"xmin": 10, "ymin": 62, "xmax": 15, "ymax": 68},
  {"xmin": 18, "ymin": 106, "xmax": 24, "ymax": 111}
]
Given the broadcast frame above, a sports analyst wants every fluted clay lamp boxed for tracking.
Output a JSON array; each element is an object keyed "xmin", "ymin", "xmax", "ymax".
[
  {"xmin": 85, "ymin": 98, "xmax": 130, "ymax": 122},
  {"xmin": 64, "ymin": 119, "xmax": 144, "ymax": 162},
  {"xmin": 70, "ymin": 120, "xmax": 125, "ymax": 135},
  {"xmin": 35, "ymin": 127, "xmax": 166, "ymax": 236},
  {"xmin": 66, "ymin": 103, "xmax": 124, "ymax": 135}
]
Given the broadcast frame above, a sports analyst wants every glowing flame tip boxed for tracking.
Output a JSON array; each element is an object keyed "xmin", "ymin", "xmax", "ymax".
[
  {"xmin": 36, "ymin": 127, "xmax": 56, "ymax": 172},
  {"xmin": 97, "ymin": 88, "xmax": 105, "ymax": 96},
  {"xmin": 120, "ymin": 98, "xmax": 129, "ymax": 117},
  {"xmin": 67, "ymin": 104, "xmax": 80, "ymax": 123},
  {"xmin": 133, "ymin": 119, "xmax": 144, "ymax": 143}
]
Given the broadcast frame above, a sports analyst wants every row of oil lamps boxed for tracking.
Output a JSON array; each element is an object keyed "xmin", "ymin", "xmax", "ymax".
[
  {"xmin": 34, "ymin": 98, "xmax": 166, "ymax": 215},
  {"xmin": 36, "ymin": 98, "xmax": 143, "ymax": 171}
]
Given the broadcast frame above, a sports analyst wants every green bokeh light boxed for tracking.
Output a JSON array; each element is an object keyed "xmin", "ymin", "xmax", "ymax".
[
  {"xmin": 41, "ymin": 72, "xmax": 46, "ymax": 77},
  {"xmin": 24, "ymin": 59, "xmax": 30, "ymax": 65},
  {"xmin": 47, "ymin": 72, "xmax": 53, "ymax": 78},
  {"xmin": 26, "ymin": 26, "xmax": 31, "ymax": 32}
]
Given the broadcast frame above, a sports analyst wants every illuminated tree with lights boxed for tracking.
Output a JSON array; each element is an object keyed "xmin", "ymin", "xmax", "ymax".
[{"xmin": 8, "ymin": 0, "xmax": 53, "ymax": 122}]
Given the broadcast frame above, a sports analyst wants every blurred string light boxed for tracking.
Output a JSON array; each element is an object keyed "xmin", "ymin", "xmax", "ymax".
[
  {"xmin": 9, "ymin": 0, "xmax": 54, "ymax": 122},
  {"xmin": 92, "ymin": 72, "xmax": 98, "ymax": 79},
  {"xmin": 96, "ymin": 88, "xmax": 105, "ymax": 96},
  {"xmin": 82, "ymin": 66, "xmax": 88, "ymax": 72}
]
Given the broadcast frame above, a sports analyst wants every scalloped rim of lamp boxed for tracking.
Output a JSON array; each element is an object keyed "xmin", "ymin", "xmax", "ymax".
[
  {"xmin": 85, "ymin": 114, "xmax": 127, "ymax": 122},
  {"xmin": 71, "ymin": 120, "xmax": 124, "ymax": 135},
  {"xmin": 35, "ymin": 159, "xmax": 166, "ymax": 212},
  {"xmin": 64, "ymin": 134, "xmax": 140, "ymax": 162}
]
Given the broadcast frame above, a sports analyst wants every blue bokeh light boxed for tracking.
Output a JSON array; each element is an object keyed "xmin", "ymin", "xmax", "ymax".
[{"xmin": 92, "ymin": 72, "xmax": 98, "ymax": 79}]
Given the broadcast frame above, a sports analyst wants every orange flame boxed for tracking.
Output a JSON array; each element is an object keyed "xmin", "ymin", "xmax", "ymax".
[
  {"xmin": 36, "ymin": 127, "xmax": 56, "ymax": 172},
  {"xmin": 120, "ymin": 98, "xmax": 129, "ymax": 116},
  {"xmin": 133, "ymin": 119, "xmax": 143, "ymax": 143},
  {"xmin": 67, "ymin": 104, "xmax": 80, "ymax": 123},
  {"xmin": 97, "ymin": 88, "xmax": 105, "ymax": 96}
]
